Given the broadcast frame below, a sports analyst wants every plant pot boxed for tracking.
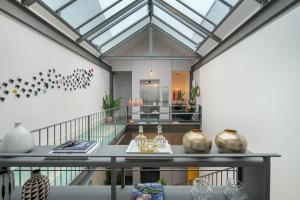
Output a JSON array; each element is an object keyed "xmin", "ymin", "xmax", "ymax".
[
  {"xmin": 182, "ymin": 129, "xmax": 212, "ymax": 153},
  {"xmin": 0, "ymin": 168, "xmax": 14, "ymax": 200},
  {"xmin": 176, "ymin": 100, "xmax": 183, "ymax": 105},
  {"xmin": 106, "ymin": 116, "xmax": 113, "ymax": 123},
  {"xmin": 22, "ymin": 170, "xmax": 50, "ymax": 200},
  {"xmin": 189, "ymin": 99, "xmax": 196, "ymax": 106},
  {"xmin": 215, "ymin": 129, "xmax": 247, "ymax": 153}
]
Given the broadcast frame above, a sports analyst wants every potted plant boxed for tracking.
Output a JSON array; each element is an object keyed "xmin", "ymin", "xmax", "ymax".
[
  {"xmin": 189, "ymin": 85, "xmax": 199, "ymax": 106},
  {"xmin": 102, "ymin": 94, "xmax": 121, "ymax": 123},
  {"xmin": 177, "ymin": 90, "xmax": 185, "ymax": 105}
]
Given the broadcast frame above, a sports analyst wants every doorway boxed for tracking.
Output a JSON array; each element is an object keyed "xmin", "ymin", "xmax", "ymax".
[{"xmin": 113, "ymin": 71, "xmax": 132, "ymax": 105}]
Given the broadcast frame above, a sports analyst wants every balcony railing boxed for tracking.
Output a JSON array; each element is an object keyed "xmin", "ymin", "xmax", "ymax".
[
  {"xmin": 14, "ymin": 105, "xmax": 127, "ymax": 186},
  {"xmin": 127, "ymin": 104, "xmax": 201, "ymax": 125}
]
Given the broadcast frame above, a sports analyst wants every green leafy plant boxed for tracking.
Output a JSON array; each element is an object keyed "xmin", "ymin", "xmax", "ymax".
[
  {"xmin": 102, "ymin": 94, "xmax": 121, "ymax": 116},
  {"xmin": 191, "ymin": 85, "xmax": 199, "ymax": 100},
  {"xmin": 157, "ymin": 178, "xmax": 167, "ymax": 186},
  {"xmin": 177, "ymin": 90, "xmax": 185, "ymax": 101}
]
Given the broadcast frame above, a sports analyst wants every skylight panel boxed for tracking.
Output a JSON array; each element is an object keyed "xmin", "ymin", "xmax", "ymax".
[
  {"xmin": 152, "ymin": 18, "xmax": 201, "ymax": 51},
  {"xmin": 163, "ymin": 0, "xmax": 216, "ymax": 31},
  {"xmin": 100, "ymin": 18, "xmax": 150, "ymax": 53},
  {"xmin": 97, "ymin": 0, "xmax": 119, "ymax": 11},
  {"xmin": 78, "ymin": 0, "xmax": 136, "ymax": 34},
  {"xmin": 59, "ymin": 0, "xmax": 104, "ymax": 28},
  {"xmin": 206, "ymin": 1, "xmax": 230, "ymax": 24},
  {"xmin": 102, "ymin": 0, "xmax": 135, "ymax": 20},
  {"xmin": 92, "ymin": 6, "xmax": 148, "ymax": 46},
  {"xmin": 42, "ymin": 0, "xmax": 70, "ymax": 11},
  {"xmin": 180, "ymin": 0, "xmax": 215, "ymax": 16},
  {"xmin": 153, "ymin": 6, "xmax": 202, "ymax": 41}
]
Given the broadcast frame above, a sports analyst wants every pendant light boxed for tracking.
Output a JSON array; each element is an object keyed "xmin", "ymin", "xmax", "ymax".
[{"xmin": 150, "ymin": 58, "xmax": 153, "ymax": 76}]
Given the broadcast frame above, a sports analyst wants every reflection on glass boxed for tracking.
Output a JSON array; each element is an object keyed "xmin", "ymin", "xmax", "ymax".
[
  {"xmin": 223, "ymin": 179, "xmax": 248, "ymax": 200},
  {"xmin": 191, "ymin": 178, "xmax": 212, "ymax": 200}
]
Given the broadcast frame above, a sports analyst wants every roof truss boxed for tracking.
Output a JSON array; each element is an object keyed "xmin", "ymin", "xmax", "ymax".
[{"xmin": 21, "ymin": 0, "xmax": 260, "ymax": 57}]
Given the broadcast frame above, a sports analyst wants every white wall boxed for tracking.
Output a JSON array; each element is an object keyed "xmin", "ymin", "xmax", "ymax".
[
  {"xmin": 193, "ymin": 5, "xmax": 300, "ymax": 199},
  {"xmin": 0, "ymin": 13, "xmax": 110, "ymax": 137},
  {"xmin": 110, "ymin": 31, "xmax": 194, "ymax": 104}
]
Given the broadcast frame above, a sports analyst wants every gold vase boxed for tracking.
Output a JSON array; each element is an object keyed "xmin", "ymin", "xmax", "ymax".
[
  {"xmin": 182, "ymin": 129, "xmax": 212, "ymax": 153},
  {"xmin": 215, "ymin": 129, "xmax": 247, "ymax": 153}
]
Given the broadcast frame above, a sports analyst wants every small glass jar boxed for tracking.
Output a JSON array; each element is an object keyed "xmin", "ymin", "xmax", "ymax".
[
  {"xmin": 154, "ymin": 125, "xmax": 166, "ymax": 147},
  {"xmin": 191, "ymin": 178, "xmax": 212, "ymax": 200},
  {"xmin": 135, "ymin": 126, "xmax": 147, "ymax": 147},
  {"xmin": 223, "ymin": 179, "xmax": 248, "ymax": 200}
]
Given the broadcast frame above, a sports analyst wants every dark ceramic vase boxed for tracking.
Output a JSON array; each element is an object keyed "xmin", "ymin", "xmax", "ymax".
[
  {"xmin": 22, "ymin": 170, "xmax": 50, "ymax": 200},
  {"xmin": 0, "ymin": 168, "xmax": 14, "ymax": 200}
]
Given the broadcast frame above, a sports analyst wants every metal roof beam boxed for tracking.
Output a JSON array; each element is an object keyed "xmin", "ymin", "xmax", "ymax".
[
  {"xmin": 101, "ymin": 24, "xmax": 150, "ymax": 56},
  {"xmin": 102, "ymin": 56, "xmax": 200, "ymax": 60},
  {"xmin": 55, "ymin": 0, "xmax": 77, "ymax": 14},
  {"xmin": 219, "ymin": 0, "xmax": 233, "ymax": 8},
  {"xmin": 254, "ymin": 0, "xmax": 270, "ymax": 6},
  {"xmin": 154, "ymin": 0, "xmax": 221, "ymax": 43},
  {"xmin": 153, "ymin": 15, "xmax": 198, "ymax": 46},
  {"xmin": 191, "ymin": 0, "xmax": 299, "ymax": 71},
  {"xmin": 151, "ymin": 24, "xmax": 200, "ymax": 56},
  {"xmin": 90, "ymin": 2, "xmax": 148, "ymax": 41},
  {"xmin": 148, "ymin": 0, "xmax": 153, "ymax": 21},
  {"xmin": 36, "ymin": 1, "xmax": 100, "ymax": 53},
  {"xmin": 75, "ymin": 0, "xmax": 122, "ymax": 30},
  {"xmin": 176, "ymin": 0, "xmax": 217, "ymax": 27},
  {"xmin": 21, "ymin": 0, "xmax": 39, "ymax": 7},
  {"xmin": 0, "ymin": 0, "xmax": 110, "ymax": 71},
  {"xmin": 77, "ymin": 0, "xmax": 145, "ymax": 43},
  {"xmin": 98, "ymin": 16, "xmax": 149, "ymax": 48}
]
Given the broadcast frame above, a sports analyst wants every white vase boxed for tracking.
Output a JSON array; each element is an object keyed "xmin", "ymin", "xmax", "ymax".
[{"xmin": 0, "ymin": 122, "xmax": 34, "ymax": 153}]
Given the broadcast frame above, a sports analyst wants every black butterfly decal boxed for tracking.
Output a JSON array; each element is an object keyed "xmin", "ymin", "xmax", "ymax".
[
  {"xmin": 40, "ymin": 78, "xmax": 44, "ymax": 82},
  {"xmin": 17, "ymin": 78, "xmax": 22, "ymax": 83},
  {"xmin": 21, "ymin": 88, "xmax": 26, "ymax": 93},
  {"xmin": 16, "ymin": 94, "xmax": 21, "ymax": 98},
  {"xmin": 4, "ymin": 90, "xmax": 9, "ymax": 95},
  {"xmin": 2, "ymin": 82, "xmax": 8, "ymax": 87},
  {"xmin": 33, "ymin": 76, "xmax": 37, "ymax": 80},
  {"xmin": 37, "ymin": 82, "xmax": 41, "ymax": 85},
  {"xmin": 24, "ymin": 82, "xmax": 29, "ymax": 86},
  {"xmin": 39, "ymin": 72, "xmax": 43, "ymax": 76},
  {"xmin": 37, "ymin": 88, "xmax": 41, "ymax": 92},
  {"xmin": 51, "ymin": 85, "xmax": 54, "ymax": 89},
  {"xmin": 0, "ymin": 97, "xmax": 5, "ymax": 102},
  {"xmin": 34, "ymin": 91, "xmax": 38, "ymax": 96},
  {"xmin": 26, "ymin": 94, "xmax": 30, "ymax": 98},
  {"xmin": 31, "ymin": 84, "xmax": 35, "ymax": 88},
  {"xmin": 15, "ymin": 84, "xmax": 20, "ymax": 89},
  {"xmin": 9, "ymin": 79, "xmax": 14, "ymax": 84},
  {"xmin": 47, "ymin": 74, "xmax": 51, "ymax": 77},
  {"xmin": 28, "ymin": 89, "xmax": 32, "ymax": 93}
]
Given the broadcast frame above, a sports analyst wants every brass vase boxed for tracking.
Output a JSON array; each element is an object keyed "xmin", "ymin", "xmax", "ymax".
[
  {"xmin": 182, "ymin": 129, "xmax": 212, "ymax": 153},
  {"xmin": 215, "ymin": 129, "xmax": 247, "ymax": 153}
]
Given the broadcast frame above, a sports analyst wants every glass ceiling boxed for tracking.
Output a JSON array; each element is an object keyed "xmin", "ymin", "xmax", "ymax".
[{"xmin": 40, "ymin": 0, "xmax": 241, "ymax": 54}]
